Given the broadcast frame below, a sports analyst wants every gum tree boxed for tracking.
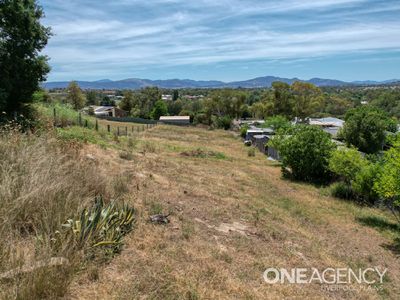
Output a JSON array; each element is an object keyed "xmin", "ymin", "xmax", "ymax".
[{"xmin": 0, "ymin": 0, "xmax": 51, "ymax": 115}]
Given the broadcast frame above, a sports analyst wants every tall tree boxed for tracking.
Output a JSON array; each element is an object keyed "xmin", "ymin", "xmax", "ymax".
[
  {"xmin": 172, "ymin": 89, "xmax": 179, "ymax": 101},
  {"xmin": 86, "ymin": 90, "xmax": 99, "ymax": 105},
  {"xmin": 270, "ymin": 81, "xmax": 293, "ymax": 117},
  {"xmin": 291, "ymin": 82, "xmax": 323, "ymax": 120},
  {"xmin": 0, "ymin": 0, "xmax": 51, "ymax": 114},
  {"xmin": 150, "ymin": 100, "xmax": 168, "ymax": 120},
  {"xmin": 131, "ymin": 87, "xmax": 161, "ymax": 118},
  {"xmin": 66, "ymin": 81, "xmax": 86, "ymax": 110},
  {"xmin": 119, "ymin": 90, "xmax": 134, "ymax": 113}
]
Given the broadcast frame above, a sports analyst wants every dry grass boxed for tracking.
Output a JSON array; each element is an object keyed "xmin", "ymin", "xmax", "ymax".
[
  {"xmin": 97, "ymin": 119, "xmax": 155, "ymax": 136},
  {"xmin": 63, "ymin": 125, "xmax": 400, "ymax": 299},
  {"xmin": 0, "ymin": 127, "xmax": 135, "ymax": 298},
  {"xmin": 1, "ymin": 123, "xmax": 398, "ymax": 299}
]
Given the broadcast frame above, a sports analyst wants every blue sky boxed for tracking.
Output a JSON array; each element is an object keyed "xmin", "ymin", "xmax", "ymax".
[{"xmin": 39, "ymin": 0, "xmax": 400, "ymax": 82}]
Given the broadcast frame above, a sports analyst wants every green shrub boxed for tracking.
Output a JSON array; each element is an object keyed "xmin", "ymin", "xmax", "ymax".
[
  {"xmin": 193, "ymin": 113, "xmax": 209, "ymax": 125},
  {"xmin": 329, "ymin": 147, "xmax": 368, "ymax": 184},
  {"xmin": 352, "ymin": 163, "xmax": 380, "ymax": 204},
  {"xmin": 374, "ymin": 139, "xmax": 400, "ymax": 222},
  {"xmin": 119, "ymin": 151, "xmax": 134, "ymax": 161},
  {"xmin": 212, "ymin": 115, "xmax": 232, "ymax": 130},
  {"xmin": 330, "ymin": 182, "xmax": 355, "ymax": 200},
  {"xmin": 342, "ymin": 106, "xmax": 395, "ymax": 154},
  {"xmin": 240, "ymin": 124, "xmax": 249, "ymax": 138},
  {"xmin": 248, "ymin": 147, "xmax": 256, "ymax": 157},
  {"xmin": 262, "ymin": 115, "xmax": 291, "ymax": 131},
  {"xmin": 272, "ymin": 125, "xmax": 335, "ymax": 183},
  {"xmin": 56, "ymin": 197, "xmax": 135, "ymax": 257}
]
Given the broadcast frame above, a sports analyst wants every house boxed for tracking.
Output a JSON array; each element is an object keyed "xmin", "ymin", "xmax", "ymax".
[{"xmin": 159, "ymin": 116, "xmax": 190, "ymax": 125}]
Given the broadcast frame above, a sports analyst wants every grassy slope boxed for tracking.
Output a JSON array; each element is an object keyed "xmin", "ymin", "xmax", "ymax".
[
  {"xmin": 36, "ymin": 102, "xmax": 151, "ymax": 135},
  {"xmin": 65, "ymin": 125, "xmax": 400, "ymax": 299}
]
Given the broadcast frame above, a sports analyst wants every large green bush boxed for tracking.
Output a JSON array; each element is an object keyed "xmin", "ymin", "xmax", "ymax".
[
  {"xmin": 342, "ymin": 106, "xmax": 396, "ymax": 154},
  {"xmin": 212, "ymin": 115, "xmax": 232, "ymax": 130},
  {"xmin": 329, "ymin": 146, "xmax": 380, "ymax": 203},
  {"xmin": 272, "ymin": 125, "xmax": 335, "ymax": 183},
  {"xmin": 374, "ymin": 139, "xmax": 400, "ymax": 222},
  {"xmin": 352, "ymin": 163, "xmax": 380, "ymax": 204},
  {"xmin": 329, "ymin": 147, "xmax": 368, "ymax": 184}
]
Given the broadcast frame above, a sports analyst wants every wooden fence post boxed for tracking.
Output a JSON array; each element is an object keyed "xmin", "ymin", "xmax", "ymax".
[
  {"xmin": 78, "ymin": 113, "xmax": 82, "ymax": 126},
  {"xmin": 53, "ymin": 107, "xmax": 56, "ymax": 127},
  {"xmin": 117, "ymin": 127, "xmax": 120, "ymax": 136},
  {"xmin": 95, "ymin": 119, "xmax": 98, "ymax": 131},
  {"xmin": 85, "ymin": 119, "xmax": 88, "ymax": 127},
  {"xmin": 107, "ymin": 125, "xmax": 110, "ymax": 133},
  {"xmin": 125, "ymin": 126, "xmax": 128, "ymax": 136}
]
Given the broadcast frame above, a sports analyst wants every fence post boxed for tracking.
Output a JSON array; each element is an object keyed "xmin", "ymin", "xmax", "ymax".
[
  {"xmin": 107, "ymin": 124, "xmax": 110, "ymax": 133},
  {"xmin": 125, "ymin": 126, "xmax": 128, "ymax": 136},
  {"xmin": 142, "ymin": 125, "xmax": 145, "ymax": 131},
  {"xmin": 53, "ymin": 107, "xmax": 56, "ymax": 127},
  {"xmin": 78, "ymin": 113, "xmax": 82, "ymax": 126},
  {"xmin": 85, "ymin": 119, "xmax": 88, "ymax": 127},
  {"xmin": 95, "ymin": 119, "xmax": 98, "ymax": 131},
  {"xmin": 117, "ymin": 127, "xmax": 120, "ymax": 136},
  {"xmin": 132, "ymin": 126, "xmax": 134, "ymax": 133}
]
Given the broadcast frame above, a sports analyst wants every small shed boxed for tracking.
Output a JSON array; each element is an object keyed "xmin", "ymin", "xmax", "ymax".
[{"xmin": 159, "ymin": 116, "xmax": 190, "ymax": 125}]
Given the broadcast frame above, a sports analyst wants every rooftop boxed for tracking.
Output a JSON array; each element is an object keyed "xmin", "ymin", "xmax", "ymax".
[{"xmin": 160, "ymin": 116, "xmax": 190, "ymax": 121}]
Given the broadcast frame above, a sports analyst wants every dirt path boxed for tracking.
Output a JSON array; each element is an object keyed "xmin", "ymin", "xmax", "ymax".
[{"xmin": 69, "ymin": 126, "xmax": 400, "ymax": 299}]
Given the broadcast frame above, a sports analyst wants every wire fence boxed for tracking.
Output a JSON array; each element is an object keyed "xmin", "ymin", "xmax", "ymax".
[{"xmin": 52, "ymin": 108, "xmax": 158, "ymax": 136}]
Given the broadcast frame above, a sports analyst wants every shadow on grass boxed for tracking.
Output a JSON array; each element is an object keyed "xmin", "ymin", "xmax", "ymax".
[
  {"xmin": 357, "ymin": 215, "xmax": 400, "ymax": 256},
  {"xmin": 382, "ymin": 237, "xmax": 400, "ymax": 257},
  {"xmin": 356, "ymin": 215, "xmax": 399, "ymax": 232}
]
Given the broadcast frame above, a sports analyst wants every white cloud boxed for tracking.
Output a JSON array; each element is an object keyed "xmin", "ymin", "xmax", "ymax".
[{"xmin": 39, "ymin": 0, "xmax": 400, "ymax": 80}]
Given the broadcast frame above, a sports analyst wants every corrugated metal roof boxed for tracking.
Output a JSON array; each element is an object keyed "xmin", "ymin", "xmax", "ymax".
[{"xmin": 160, "ymin": 116, "xmax": 190, "ymax": 121}]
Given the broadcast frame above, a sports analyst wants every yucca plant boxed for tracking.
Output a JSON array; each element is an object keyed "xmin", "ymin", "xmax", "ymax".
[{"xmin": 56, "ymin": 196, "xmax": 135, "ymax": 256}]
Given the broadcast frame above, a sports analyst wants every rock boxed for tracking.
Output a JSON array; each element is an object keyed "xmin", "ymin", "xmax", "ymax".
[
  {"xmin": 149, "ymin": 214, "xmax": 170, "ymax": 224},
  {"xmin": 85, "ymin": 154, "xmax": 97, "ymax": 161}
]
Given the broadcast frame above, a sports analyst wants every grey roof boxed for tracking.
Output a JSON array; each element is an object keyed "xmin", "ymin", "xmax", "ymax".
[
  {"xmin": 323, "ymin": 127, "xmax": 341, "ymax": 137},
  {"xmin": 309, "ymin": 117, "xmax": 344, "ymax": 127},
  {"xmin": 253, "ymin": 134, "xmax": 269, "ymax": 139},
  {"xmin": 247, "ymin": 127, "xmax": 275, "ymax": 134},
  {"xmin": 95, "ymin": 106, "xmax": 113, "ymax": 112}
]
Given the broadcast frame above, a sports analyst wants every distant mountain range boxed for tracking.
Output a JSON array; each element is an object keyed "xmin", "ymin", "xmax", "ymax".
[{"xmin": 43, "ymin": 76, "xmax": 400, "ymax": 90}]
